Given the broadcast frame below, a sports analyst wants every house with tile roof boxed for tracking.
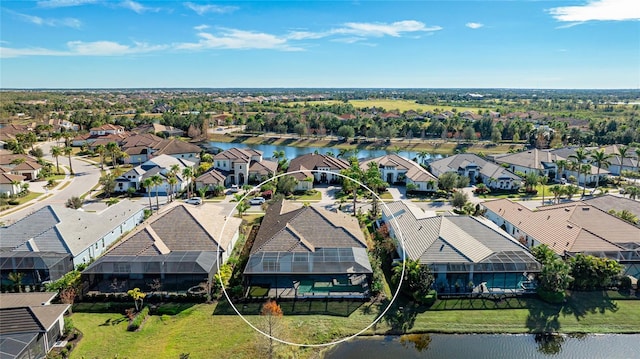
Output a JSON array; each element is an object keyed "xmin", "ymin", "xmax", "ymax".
[
  {"xmin": 0, "ymin": 173, "xmax": 26, "ymax": 197},
  {"xmin": 430, "ymin": 153, "xmax": 521, "ymax": 191},
  {"xmin": 360, "ymin": 154, "xmax": 438, "ymax": 192},
  {"xmin": 0, "ymin": 292, "xmax": 70, "ymax": 359},
  {"xmin": 82, "ymin": 203, "xmax": 241, "ymax": 293},
  {"xmin": 10, "ymin": 161, "xmax": 42, "ymax": 181},
  {"xmin": 195, "ymin": 168, "xmax": 227, "ymax": 192},
  {"xmin": 89, "ymin": 124, "xmax": 125, "ymax": 136},
  {"xmin": 0, "ymin": 200, "xmax": 145, "ymax": 282},
  {"xmin": 244, "ymin": 200, "xmax": 372, "ymax": 299},
  {"xmin": 115, "ymin": 154, "xmax": 195, "ymax": 195},
  {"xmin": 288, "ymin": 153, "xmax": 350, "ymax": 191},
  {"xmin": 382, "ymin": 201, "xmax": 540, "ymax": 294},
  {"xmin": 213, "ymin": 148, "xmax": 276, "ymax": 186},
  {"xmin": 482, "ymin": 199, "xmax": 640, "ymax": 280},
  {"xmin": 121, "ymin": 136, "xmax": 201, "ymax": 165}
]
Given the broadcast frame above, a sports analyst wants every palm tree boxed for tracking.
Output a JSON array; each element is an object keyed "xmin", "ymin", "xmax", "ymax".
[
  {"xmin": 95, "ymin": 144, "xmax": 107, "ymax": 170},
  {"xmin": 142, "ymin": 177, "xmax": 153, "ymax": 210},
  {"xmin": 617, "ymin": 145, "xmax": 629, "ymax": 175},
  {"xmin": 539, "ymin": 175, "xmax": 549, "ymax": 205},
  {"xmin": 8, "ymin": 272, "xmax": 24, "ymax": 292},
  {"xmin": 590, "ymin": 149, "xmax": 612, "ymax": 192},
  {"xmin": 569, "ymin": 147, "xmax": 589, "ymax": 196},
  {"xmin": 182, "ymin": 167, "xmax": 193, "ymax": 198},
  {"xmin": 417, "ymin": 150, "xmax": 430, "ymax": 165},
  {"xmin": 150, "ymin": 174, "xmax": 163, "ymax": 213},
  {"xmin": 106, "ymin": 142, "xmax": 119, "ymax": 169},
  {"xmin": 63, "ymin": 146, "xmax": 74, "ymax": 175},
  {"xmin": 167, "ymin": 174, "xmax": 178, "ymax": 202},
  {"xmin": 50, "ymin": 146, "xmax": 62, "ymax": 174},
  {"xmin": 555, "ymin": 159, "xmax": 568, "ymax": 182},
  {"xmin": 549, "ymin": 185, "xmax": 564, "ymax": 204}
]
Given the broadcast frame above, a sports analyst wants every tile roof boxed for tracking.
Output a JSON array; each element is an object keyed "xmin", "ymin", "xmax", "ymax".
[
  {"xmin": 289, "ymin": 153, "xmax": 349, "ymax": 173},
  {"xmin": 382, "ymin": 201, "xmax": 537, "ymax": 266},
  {"xmin": 213, "ymin": 148, "xmax": 262, "ymax": 162},
  {"xmin": 11, "ymin": 161, "xmax": 42, "ymax": 171},
  {"xmin": 0, "ymin": 293, "xmax": 58, "ymax": 309},
  {"xmin": 90, "ymin": 124, "xmax": 124, "ymax": 131},
  {"xmin": 0, "ymin": 173, "xmax": 25, "ymax": 184},
  {"xmin": 195, "ymin": 168, "xmax": 227, "ymax": 185},
  {"xmin": 482, "ymin": 199, "xmax": 640, "ymax": 255},
  {"xmin": 251, "ymin": 200, "xmax": 367, "ymax": 254},
  {"xmin": 493, "ymin": 149, "xmax": 563, "ymax": 170},
  {"xmin": 430, "ymin": 153, "xmax": 521, "ymax": 181},
  {"xmin": 153, "ymin": 138, "xmax": 201, "ymax": 156},
  {"xmin": 361, "ymin": 154, "xmax": 437, "ymax": 182},
  {"xmin": 0, "ymin": 154, "xmax": 35, "ymax": 166},
  {"xmin": 249, "ymin": 159, "xmax": 278, "ymax": 176}
]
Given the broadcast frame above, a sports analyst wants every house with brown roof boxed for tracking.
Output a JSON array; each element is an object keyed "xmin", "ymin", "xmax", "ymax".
[
  {"xmin": 482, "ymin": 199, "xmax": 640, "ymax": 279},
  {"xmin": 195, "ymin": 168, "xmax": 227, "ymax": 192},
  {"xmin": 288, "ymin": 153, "xmax": 350, "ymax": 191},
  {"xmin": 429, "ymin": 153, "xmax": 521, "ymax": 191},
  {"xmin": 213, "ymin": 148, "xmax": 271, "ymax": 186},
  {"xmin": 360, "ymin": 154, "xmax": 438, "ymax": 192},
  {"xmin": 382, "ymin": 201, "xmax": 540, "ymax": 294},
  {"xmin": 0, "ymin": 292, "xmax": 70, "ymax": 359},
  {"xmin": 122, "ymin": 136, "xmax": 201, "ymax": 165},
  {"xmin": 82, "ymin": 203, "xmax": 241, "ymax": 293},
  {"xmin": 10, "ymin": 161, "xmax": 42, "ymax": 181},
  {"xmin": 243, "ymin": 200, "xmax": 372, "ymax": 299},
  {"xmin": 89, "ymin": 124, "xmax": 125, "ymax": 136},
  {"xmin": 0, "ymin": 173, "xmax": 26, "ymax": 196}
]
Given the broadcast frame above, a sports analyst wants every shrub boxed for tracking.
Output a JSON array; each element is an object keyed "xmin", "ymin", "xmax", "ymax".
[
  {"xmin": 63, "ymin": 318, "xmax": 74, "ymax": 336},
  {"xmin": 537, "ymin": 289, "xmax": 566, "ymax": 304},
  {"xmin": 619, "ymin": 276, "xmax": 632, "ymax": 290},
  {"xmin": 127, "ymin": 306, "xmax": 149, "ymax": 331},
  {"xmin": 7, "ymin": 199, "xmax": 19, "ymax": 205}
]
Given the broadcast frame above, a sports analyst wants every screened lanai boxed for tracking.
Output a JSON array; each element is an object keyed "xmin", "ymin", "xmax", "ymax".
[
  {"xmin": 244, "ymin": 248, "xmax": 373, "ymax": 299},
  {"xmin": 0, "ymin": 252, "xmax": 73, "ymax": 286}
]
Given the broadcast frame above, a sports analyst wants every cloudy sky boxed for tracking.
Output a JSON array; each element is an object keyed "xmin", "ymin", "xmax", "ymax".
[{"xmin": 1, "ymin": 0, "xmax": 638, "ymax": 88}]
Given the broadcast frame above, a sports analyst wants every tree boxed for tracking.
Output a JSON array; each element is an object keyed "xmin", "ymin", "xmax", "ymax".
[
  {"xmin": 569, "ymin": 147, "xmax": 589, "ymax": 196},
  {"xmin": 363, "ymin": 162, "xmax": 388, "ymax": 219},
  {"xmin": 182, "ymin": 167, "xmax": 193, "ymax": 198},
  {"xmin": 549, "ymin": 185, "xmax": 565, "ymax": 204},
  {"xmin": 66, "ymin": 196, "xmax": 83, "ymax": 209},
  {"xmin": 392, "ymin": 259, "xmax": 435, "ymax": 302},
  {"xmin": 537, "ymin": 258, "xmax": 572, "ymax": 297},
  {"xmin": 569, "ymin": 254, "xmax": 622, "ymax": 290},
  {"xmin": 617, "ymin": 145, "xmax": 629, "ymax": 173},
  {"xmin": 341, "ymin": 159, "xmax": 365, "ymax": 215},
  {"xmin": 167, "ymin": 174, "xmax": 178, "ymax": 202},
  {"xmin": 539, "ymin": 175, "xmax": 549, "ymax": 204},
  {"xmin": 260, "ymin": 299, "xmax": 283, "ymax": 359},
  {"xmin": 236, "ymin": 199, "xmax": 249, "ymax": 217},
  {"xmin": 142, "ymin": 177, "xmax": 154, "ymax": 210},
  {"xmin": 99, "ymin": 173, "xmax": 116, "ymax": 198},
  {"xmin": 150, "ymin": 174, "xmax": 163, "ymax": 213},
  {"xmin": 8, "ymin": 272, "xmax": 24, "ymax": 292},
  {"xmin": 95, "ymin": 144, "xmax": 107, "ymax": 170},
  {"xmin": 531, "ymin": 244, "xmax": 556, "ymax": 265},
  {"xmin": 276, "ymin": 175, "xmax": 297, "ymax": 196},
  {"xmin": 555, "ymin": 159, "xmax": 568, "ymax": 182},
  {"xmin": 491, "ymin": 126, "xmax": 502, "ymax": 143},
  {"xmin": 417, "ymin": 151, "xmax": 430, "ymax": 165},
  {"xmin": 337, "ymin": 125, "xmax": 355, "ymax": 140},
  {"xmin": 608, "ymin": 209, "xmax": 638, "ymax": 225},
  {"xmin": 106, "ymin": 142, "xmax": 119, "ymax": 169},
  {"xmin": 625, "ymin": 185, "xmax": 640, "ymax": 200},
  {"xmin": 438, "ymin": 172, "xmax": 458, "ymax": 192},
  {"xmin": 127, "ymin": 288, "xmax": 146, "ymax": 312},
  {"xmin": 63, "ymin": 146, "xmax": 74, "ymax": 175},
  {"xmin": 50, "ymin": 146, "xmax": 62, "ymax": 174},
  {"xmin": 524, "ymin": 171, "xmax": 539, "ymax": 193},
  {"xmin": 450, "ymin": 191, "xmax": 468, "ymax": 211},
  {"xmin": 590, "ymin": 149, "xmax": 612, "ymax": 191}
]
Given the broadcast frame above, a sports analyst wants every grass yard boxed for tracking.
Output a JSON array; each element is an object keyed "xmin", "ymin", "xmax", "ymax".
[
  {"xmin": 70, "ymin": 291, "xmax": 640, "ymax": 358},
  {"xmin": 287, "ymin": 99, "xmax": 484, "ymax": 114}
]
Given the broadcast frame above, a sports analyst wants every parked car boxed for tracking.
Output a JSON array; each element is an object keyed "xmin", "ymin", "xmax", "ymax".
[
  {"xmin": 249, "ymin": 197, "xmax": 265, "ymax": 205},
  {"xmin": 230, "ymin": 184, "xmax": 239, "ymax": 193},
  {"xmin": 185, "ymin": 197, "xmax": 202, "ymax": 205}
]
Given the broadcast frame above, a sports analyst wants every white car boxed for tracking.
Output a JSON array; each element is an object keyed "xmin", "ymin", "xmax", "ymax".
[
  {"xmin": 249, "ymin": 197, "xmax": 265, "ymax": 205},
  {"xmin": 185, "ymin": 197, "xmax": 202, "ymax": 205},
  {"xmin": 230, "ymin": 184, "xmax": 240, "ymax": 193}
]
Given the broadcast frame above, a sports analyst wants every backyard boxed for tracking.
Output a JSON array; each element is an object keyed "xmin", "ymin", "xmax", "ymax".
[{"xmin": 69, "ymin": 291, "xmax": 640, "ymax": 359}]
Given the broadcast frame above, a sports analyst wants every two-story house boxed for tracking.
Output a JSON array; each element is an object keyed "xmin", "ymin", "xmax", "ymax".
[{"xmin": 360, "ymin": 154, "xmax": 438, "ymax": 192}]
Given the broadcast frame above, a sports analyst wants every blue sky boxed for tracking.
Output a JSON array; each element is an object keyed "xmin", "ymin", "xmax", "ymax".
[{"xmin": 1, "ymin": 0, "xmax": 639, "ymax": 89}]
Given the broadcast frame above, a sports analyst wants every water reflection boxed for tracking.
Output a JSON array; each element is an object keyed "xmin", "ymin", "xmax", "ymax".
[{"xmin": 400, "ymin": 333, "xmax": 432, "ymax": 353}]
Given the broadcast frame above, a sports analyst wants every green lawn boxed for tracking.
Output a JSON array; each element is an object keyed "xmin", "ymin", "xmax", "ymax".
[
  {"xmin": 70, "ymin": 292, "xmax": 640, "ymax": 359},
  {"xmin": 292, "ymin": 191, "xmax": 322, "ymax": 201}
]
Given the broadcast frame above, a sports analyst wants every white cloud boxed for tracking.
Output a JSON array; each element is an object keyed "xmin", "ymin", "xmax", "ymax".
[
  {"xmin": 10, "ymin": 10, "xmax": 82, "ymax": 28},
  {"xmin": 118, "ymin": 1, "xmax": 161, "ymax": 13},
  {"xmin": 37, "ymin": 0, "xmax": 97, "ymax": 8},
  {"xmin": 336, "ymin": 20, "xmax": 442, "ymax": 37},
  {"xmin": 548, "ymin": 0, "xmax": 640, "ymax": 22},
  {"xmin": 184, "ymin": 2, "xmax": 238, "ymax": 15},
  {"xmin": 330, "ymin": 37, "xmax": 366, "ymax": 44},
  {"xmin": 466, "ymin": 22, "xmax": 484, "ymax": 29},
  {"xmin": 194, "ymin": 24, "xmax": 210, "ymax": 31},
  {"xmin": 0, "ymin": 40, "xmax": 166, "ymax": 58},
  {"xmin": 175, "ymin": 29, "xmax": 302, "ymax": 51}
]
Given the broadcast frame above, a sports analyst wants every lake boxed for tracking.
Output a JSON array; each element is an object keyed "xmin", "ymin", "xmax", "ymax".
[
  {"xmin": 324, "ymin": 334, "xmax": 639, "ymax": 359},
  {"xmin": 207, "ymin": 141, "xmax": 442, "ymax": 161}
]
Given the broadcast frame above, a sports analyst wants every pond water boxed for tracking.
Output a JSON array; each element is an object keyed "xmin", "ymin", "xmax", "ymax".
[
  {"xmin": 324, "ymin": 334, "xmax": 639, "ymax": 359},
  {"xmin": 207, "ymin": 141, "xmax": 442, "ymax": 161}
]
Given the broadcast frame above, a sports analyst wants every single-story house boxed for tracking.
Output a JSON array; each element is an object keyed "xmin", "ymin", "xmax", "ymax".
[
  {"xmin": 482, "ymin": 199, "xmax": 640, "ymax": 280},
  {"xmin": 0, "ymin": 201, "xmax": 145, "ymax": 276},
  {"xmin": 288, "ymin": 154, "xmax": 350, "ymax": 191},
  {"xmin": 360, "ymin": 154, "xmax": 438, "ymax": 192},
  {"xmin": 82, "ymin": 203, "xmax": 241, "ymax": 293},
  {"xmin": 244, "ymin": 200, "xmax": 372, "ymax": 299},
  {"xmin": 195, "ymin": 168, "xmax": 228, "ymax": 192},
  {"xmin": 10, "ymin": 161, "xmax": 42, "ymax": 181},
  {"xmin": 492, "ymin": 149, "xmax": 562, "ymax": 180},
  {"xmin": 382, "ymin": 201, "xmax": 540, "ymax": 294},
  {"xmin": 121, "ymin": 136, "xmax": 201, "ymax": 165},
  {"xmin": 0, "ymin": 173, "xmax": 26, "ymax": 197},
  {"xmin": 429, "ymin": 153, "xmax": 521, "ymax": 191},
  {"xmin": 115, "ymin": 155, "xmax": 195, "ymax": 195},
  {"xmin": 0, "ymin": 292, "xmax": 70, "ymax": 359},
  {"xmin": 89, "ymin": 124, "xmax": 125, "ymax": 136}
]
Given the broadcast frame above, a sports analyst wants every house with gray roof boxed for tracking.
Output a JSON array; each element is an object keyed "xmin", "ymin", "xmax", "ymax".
[
  {"xmin": 0, "ymin": 201, "xmax": 145, "ymax": 284},
  {"xmin": 360, "ymin": 154, "xmax": 438, "ymax": 192},
  {"xmin": 382, "ymin": 201, "xmax": 540, "ymax": 294},
  {"xmin": 0, "ymin": 292, "xmax": 70, "ymax": 359},
  {"xmin": 482, "ymin": 199, "xmax": 640, "ymax": 280},
  {"xmin": 115, "ymin": 154, "xmax": 195, "ymax": 195},
  {"xmin": 83, "ymin": 203, "xmax": 241, "ymax": 293},
  {"xmin": 429, "ymin": 153, "xmax": 521, "ymax": 191},
  {"xmin": 287, "ymin": 154, "xmax": 350, "ymax": 191},
  {"xmin": 244, "ymin": 200, "xmax": 372, "ymax": 299}
]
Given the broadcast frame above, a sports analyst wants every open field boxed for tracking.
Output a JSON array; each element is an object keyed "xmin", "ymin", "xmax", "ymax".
[
  {"xmin": 70, "ymin": 291, "xmax": 640, "ymax": 359},
  {"xmin": 288, "ymin": 99, "xmax": 484, "ymax": 113},
  {"xmin": 207, "ymin": 133, "xmax": 524, "ymax": 156}
]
